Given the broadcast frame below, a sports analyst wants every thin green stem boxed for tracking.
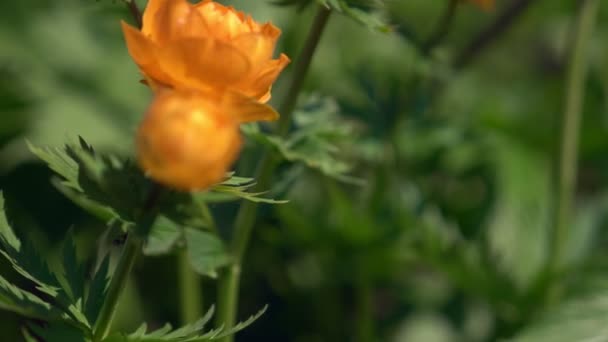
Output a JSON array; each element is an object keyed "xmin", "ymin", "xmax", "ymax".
[
  {"xmin": 422, "ymin": 0, "xmax": 458, "ymax": 55},
  {"xmin": 550, "ymin": 0, "xmax": 599, "ymax": 271},
  {"xmin": 215, "ymin": 6, "xmax": 332, "ymax": 341},
  {"xmin": 355, "ymin": 270, "xmax": 373, "ymax": 342},
  {"xmin": 92, "ymin": 233, "xmax": 143, "ymax": 341},
  {"xmin": 277, "ymin": 6, "xmax": 332, "ymax": 137},
  {"xmin": 92, "ymin": 184, "xmax": 163, "ymax": 341},
  {"xmin": 178, "ymin": 248, "xmax": 203, "ymax": 324}
]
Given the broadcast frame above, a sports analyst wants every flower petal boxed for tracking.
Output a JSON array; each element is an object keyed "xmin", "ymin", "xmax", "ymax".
[
  {"xmin": 142, "ymin": 0, "xmax": 210, "ymax": 44},
  {"xmin": 236, "ymin": 53, "xmax": 290, "ymax": 103},
  {"xmin": 225, "ymin": 92, "xmax": 279, "ymax": 123},
  {"xmin": 157, "ymin": 37, "xmax": 251, "ymax": 90},
  {"xmin": 121, "ymin": 21, "xmax": 175, "ymax": 87},
  {"xmin": 195, "ymin": 1, "xmax": 251, "ymax": 39},
  {"xmin": 232, "ymin": 30, "xmax": 279, "ymax": 66}
]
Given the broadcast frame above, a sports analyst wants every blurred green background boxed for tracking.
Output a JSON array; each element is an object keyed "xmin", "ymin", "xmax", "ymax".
[{"xmin": 1, "ymin": 0, "xmax": 608, "ymax": 341}]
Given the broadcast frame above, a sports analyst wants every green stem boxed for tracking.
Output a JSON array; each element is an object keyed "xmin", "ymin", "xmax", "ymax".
[
  {"xmin": 422, "ymin": 0, "xmax": 458, "ymax": 55},
  {"xmin": 215, "ymin": 6, "xmax": 332, "ymax": 340},
  {"xmin": 178, "ymin": 248, "xmax": 203, "ymax": 324},
  {"xmin": 92, "ymin": 233, "xmax": 143, "ymax": 341},
  {"xmin": 277, "ymin": 6, "xmax": 333, "ymax": 136},
  {"xmin": 92, "ymin": 184, "xmax": 163, "ymax": 341},
  {"xmin": 355, "ymin": 270, "xmax": 373, "ymax": 342},
  {"xmin": 550, "ymin": 0, "xmax": 599, "ymax": 271}
]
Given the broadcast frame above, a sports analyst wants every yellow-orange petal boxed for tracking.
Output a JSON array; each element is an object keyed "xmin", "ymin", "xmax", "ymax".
[
  {"xmin": 232, "ymin": 30, "xmax": 280, "ymax": 67},
  {"xmin": 224, "ymin": 91, "xmax": 279, "ymax": 123},
  {"xmin": 137, "ymin": 90, "xmax": 242, "ymax": 191},
  {"xmin": 156, "ymin": 37, "xmax": 251, "ymax": 90},
  {"xmin": 236, "ymin": 53, "xmax": 290, "ymax": 103},
  {"xmin": 195, "ymin": 1, "xmax": 252, "ymax": 40},
  {"xmin": 142, "ymin": 0, "xmax": 207, "ymax": 43},
  {"xmin": 121, "ymin": 21, "xmax": 176, "ymax": 87}
]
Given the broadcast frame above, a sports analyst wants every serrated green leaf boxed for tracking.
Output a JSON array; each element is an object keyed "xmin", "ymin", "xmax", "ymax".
[
  {"xmin": 29, "ymin": 321, "xmax": 88, "ymax": 342},
  {"xmin": 61, "ymin": 234, "xmax": 85, "ymax": 302},
  {"xmin": 143, "ymin": 216, "xmax": 183, "ymax": 256},
  {"xmin": 211, "ymin": 305, "xmax": 267, "ymax": 339},
  {"xmin": 162, "ymin": 306, "xmax": 215, "ymax": 339},
  {"xmin": 209, "ymin": 175, "xmax": 287, "ymax": 204},
  {"xmin": 0, "ymin": 274, "xmax": 55, "ymax": 319},
  {"xmin": 84, "ymin": 255, "xmax": 110, "ymax": 324},
  {"xmin": 0, "ymin": 192, "xmax": 20, "ymax": 251},
  {"xmin": 29, "ymin": 138, "xmax": 150, "ymax": 227},
  {"xmin": 65, "ymin": 298, "xmax": 91, "ymax": 329},
  {"xmin": 102, "ymin": 304, "xmax": 265, "ymax": 342},
  {"xmin": 184, "ymin": 229, "xmax": 231, "ymax": 278}
]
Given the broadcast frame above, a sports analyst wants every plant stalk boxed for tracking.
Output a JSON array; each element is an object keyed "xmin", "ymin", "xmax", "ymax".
[
  {"xmin": 178, "ymin": 248, "xmax": 203, "ymax": 324},
  {"xmin": 422, "ymin": 0, "xmax": 458, "ymax": 55},
  {"xmin": 92, "ymin": 233, "xmax": 143, "ymax": 341},
  {"xmin": 215, "ymin": 6, "xmax": 332, "ymax": 340},
  {"xmin": 550, "ymin": 0, "xmax": 599, "ymax": 271}
]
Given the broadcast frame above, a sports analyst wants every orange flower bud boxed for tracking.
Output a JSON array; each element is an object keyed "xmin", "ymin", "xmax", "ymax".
[
  {"xmin": 121, "ymin": 0, "xmax": 290, "ymax": 123},
  {"xmin": 137, "ymin": 90, "xmax": 242, "ymax": 191}
]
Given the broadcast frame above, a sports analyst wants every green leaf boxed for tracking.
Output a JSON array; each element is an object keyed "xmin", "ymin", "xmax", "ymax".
[
  {"xmin": 28, "ymin": 137, "xmax": 151, "ymax": 226},
  {"xmin": 28, "ymin": 321, "xmax": 88, "ymax": 342},
  {"xmin": 0, "ymin": 274, "xmax": 56, "ymax": 319},
  {"xmin": 143, "ymin": 216, "xmax": 182, "ymax": 256},
  {"xmin": 184, "ymin": 229, "xmax": 231, "ymax": 278},
  {"xmin": 102, "ymin": 305, "xmax": 267, "ymax": 341},
  {"xmin": 208, "ymin": 175, "xmax": 288, "ymax": 204},
  {"xmin": 514, "ymin": 284, "xmax": 608, "ymax": 341},
  {"xmin": 211, "ymin": 305, "xmax": 268, "ymax": 339},
  {"xmin": 84, "ymin": 255, "xmax": 110, "ymax": 325},
  {"xmin": 0, "ymin": 192, "xmax": 20, "ymax": 251},
  {"xmin": 61, "ymin": 234, "xmax": 85, "ymax": 302}
]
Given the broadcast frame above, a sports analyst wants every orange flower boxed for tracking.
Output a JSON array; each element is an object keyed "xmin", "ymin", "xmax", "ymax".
[
  {"xmin": 123, "ymin": 0, "xmax": 291, "ymax": 190},
  {"xmin": 121, "ymin": 0, "xmax": 290, "ymax": 123},
  {"xmin": 137, "ymin": 90, "xmax": 242, "ymax": 191}
]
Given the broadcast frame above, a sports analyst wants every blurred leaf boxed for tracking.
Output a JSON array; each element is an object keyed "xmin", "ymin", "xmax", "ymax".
[
  {"xmin": 486, "ymin": 135, "xmax": 550, "ymax": 290},
  {"xmin": 0, "ymin": 65, "xmax": 32, "ymax": 147},
  {"xmin": 143, "ymin": 216, "xmax": 182, "ymax": 256},
  {"xmin": 184, "ymin": 228, "xmax": 231, "ymax": 279},
  {"xmin": 514, "ymin": 281, "xmax": 608, "ymax": 341}
]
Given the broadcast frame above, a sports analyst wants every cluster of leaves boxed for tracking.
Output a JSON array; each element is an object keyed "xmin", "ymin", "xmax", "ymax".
[
  {"xmin": 0, "ymin": 191, "xmax": 260, "ymax": 341},
  {"xmin": 28, "ymin": 137, "xmax": 284, "ymax": 278},
  {"xmin": 243, "ymin": 95, "xmax": 363, "ymax": 186}
]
